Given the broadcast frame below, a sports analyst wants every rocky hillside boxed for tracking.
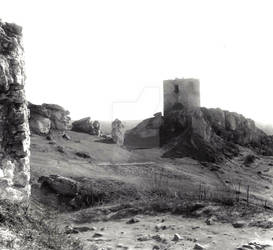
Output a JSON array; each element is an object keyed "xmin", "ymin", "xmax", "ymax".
[{"xmin": 125, "ymin": 106, "xmax": 273, "ymax": 163}]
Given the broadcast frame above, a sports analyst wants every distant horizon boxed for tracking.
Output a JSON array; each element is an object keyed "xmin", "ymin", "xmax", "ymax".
[{"xmin": 1, "ymin": 0, "xmax": 273, "ymax": 125}]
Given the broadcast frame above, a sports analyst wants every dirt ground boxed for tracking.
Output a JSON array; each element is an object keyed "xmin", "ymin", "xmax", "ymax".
[{"xmin": 71, "ymin": 214, "xmax": 273, "ymax": 250}]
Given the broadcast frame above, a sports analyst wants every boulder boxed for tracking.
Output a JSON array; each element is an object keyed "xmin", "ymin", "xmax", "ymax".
[
  {"xmin": 28, "ymin": 102, "xmax": 71, "ymax": 134},
  {"xmin": 29, "ymin": 115, "xmax": 51, "ymax": 135},
  {"xmin": 38, "ymin": 175, "xmax": 79, "ymax": 197},
  {"xmin": 72, "ymin": 117, "xmax": 101, "ymax": 136},
  {"xmin": 124, "ymin": 113, "xmax": 164, "ymax": 148},
  {"xmin": 112, "ymin": 119, "xmax": 125, "ymax": 145},
  {"xmin": 43, "ymin": 104, "xmax": 71, "ymax": 131},
  {"xmin": 93, "ymin": 120, "xmax": 101, "ymax": 136}
]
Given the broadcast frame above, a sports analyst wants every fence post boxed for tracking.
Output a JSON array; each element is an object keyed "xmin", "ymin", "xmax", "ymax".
[
  {"xmin": 238, "ymin": 182, "xmax": 241, "ymax": 202},
  {"xmin": 246, "ymin": 185, "xmax": 250, "ymax": 205}
]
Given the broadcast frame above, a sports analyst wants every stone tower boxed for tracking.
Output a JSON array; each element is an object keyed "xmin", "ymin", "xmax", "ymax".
[
  {"xmin": 0, "ymin": 21, "xmax": 30, "ymax": 205},
  {"xmin": 163, "ymin": 78, "xmax": 200, "ymax": 114}
]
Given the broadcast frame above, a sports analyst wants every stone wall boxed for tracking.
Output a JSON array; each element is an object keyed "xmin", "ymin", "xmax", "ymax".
[
  {"xmin": 0, "ymin": 21, "xmax": 30, "ymax": 205},
  {"xmin": 163, "ymin": 78, "xmax": 200, "ymax": 114}
]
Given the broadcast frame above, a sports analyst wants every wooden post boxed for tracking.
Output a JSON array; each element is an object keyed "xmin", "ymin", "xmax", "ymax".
[
  {"xmin": 238, "ymin": 182, "xmax": 241, "ymax": 202},
  {"xmin": 246, "ymin": 185, "xmax": 250, "ymax": 205}
]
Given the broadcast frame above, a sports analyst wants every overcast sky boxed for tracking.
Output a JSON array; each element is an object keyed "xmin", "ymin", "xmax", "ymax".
[{"xmin": 1, "ymin": 0, "xmax": 273, "ymax": 124}]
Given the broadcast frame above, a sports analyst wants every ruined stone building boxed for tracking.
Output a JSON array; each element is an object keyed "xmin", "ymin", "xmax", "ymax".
[
  {"xmin": 163, "ymin": 78, "xmax": 200, "ymax": 114},
  {"xmin": 0, "ymin": 21, "xmax": 30, "ymax": 205}
]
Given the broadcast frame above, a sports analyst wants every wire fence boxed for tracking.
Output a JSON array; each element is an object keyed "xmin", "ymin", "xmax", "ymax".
[
  {"xmin": 147, "ymin": 170, "xmax": 273, "ymax": 210},
  {"xmin": 197, "ymin": 182, "xmax": 273, "ymax": 210}
]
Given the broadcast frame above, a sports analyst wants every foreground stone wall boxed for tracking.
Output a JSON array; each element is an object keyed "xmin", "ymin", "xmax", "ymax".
[{"xmin": 0, "ymin": 21, "xmax": 30, "ymax": 204}]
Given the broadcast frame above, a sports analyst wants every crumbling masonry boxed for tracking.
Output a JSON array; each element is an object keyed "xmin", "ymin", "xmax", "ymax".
[
  {"xmin": 163, "ymin": 78, "xmax": 200, "ymax": 114},
  {"xmin": 0, "ymin": 21, "xmax": 30, "ymax": 204}
]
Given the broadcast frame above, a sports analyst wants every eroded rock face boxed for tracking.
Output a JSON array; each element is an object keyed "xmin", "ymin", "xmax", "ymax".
[
  {"xmin": 124, "ymin": 112, "xmax": 164, "ymax": 148},
  {"xmin": 0, "ymin": 21, "xmax": 30, "ymax": 204},
  {"xmin": 160, "ymin": 108, "xmax": 238, "ymax": 162},
  {"xmin": 71, "ymin": 117, "xmax": 101, "ymax": 136},
  {"xmin": 112, "ymin": 119, "xmax": 125, "ymax": 145},
  {"xmin": 125, "ymin": 104, "xmax": 272, "ymax": 162},
  {"xmin": 28, "ymin": 102, "xmax": 71, "ymax": 134},
  {"xmin": 201, "ymin": 108, "xmax": 265, "ymax": 145},
  {"xmin": 161, "ymin": 107, "xmax": 273, "ymax": 162}
]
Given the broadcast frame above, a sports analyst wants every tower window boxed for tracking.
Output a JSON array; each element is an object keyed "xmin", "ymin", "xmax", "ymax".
[{"xmin": 174, "ymin": 84, "xmax": 179, "ymax": 93}]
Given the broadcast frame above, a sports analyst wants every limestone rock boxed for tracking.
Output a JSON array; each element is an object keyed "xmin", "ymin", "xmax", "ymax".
[
  {"xmin": 72, "ymin": 117, "xmax": 101, "ymax": 136},
  {"xmin": 0, "ymin": 20, "xmax": 30, "ymax": 205},
  {"xmin": 38, "ymin": 175, "xmax": 79, "ymax": 197},
  {"xmin": 111, "ymin": 119, "xmax": 125, "ymax": 145},
  {"xmin": 172, "ymin": 233, "xmax": 182, "ymax": 242},
  {"xmin": 43, "ymin": 103, "xmax": 71, "ymax": 131},
  {"xmin": 124, "ymin": 113, "xmax": 163, "ymax": 148},
  {"xmin": 126, "ymin": 217, "xmax": 140, "ymax": 224},
  {"xmin": 29, "ymin": 115, "xmax": 51, "ymax": 135},
  {"xmin": 194, "ymin": 243, "xmax": 206, "ymax": 250},
  {"xmin": 232, "ymin": 221, "xmax": 247, "ymax": 228},
  {"xmin": 93, "ymin": 120, "xmax": 101, "ymax": 136},
  {"xmin": 28, "ymin": 102, "xmax": 71, "ymax": 134},
  {"xmin": 161, "ymin": 109, "xmax": 239, "ymax": 162}
]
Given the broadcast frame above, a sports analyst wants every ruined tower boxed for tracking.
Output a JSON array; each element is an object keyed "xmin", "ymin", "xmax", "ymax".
[
  {"xmin": 0, "ymin": 21, "xmax": 30, "ymax": 205},
  {"xmin": 163, "ymin": 78, "xmax": 200, "ymax": 114}
]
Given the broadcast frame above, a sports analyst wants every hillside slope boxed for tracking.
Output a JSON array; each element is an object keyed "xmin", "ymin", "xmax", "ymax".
[{"xmin": 29, "ymin": 131, "xmax": 273, "ymax": 249}]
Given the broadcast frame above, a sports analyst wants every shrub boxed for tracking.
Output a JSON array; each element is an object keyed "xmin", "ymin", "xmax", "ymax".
[{"xmin": 244, "ymin": 154, "xmax": 256, "ymax": 166}]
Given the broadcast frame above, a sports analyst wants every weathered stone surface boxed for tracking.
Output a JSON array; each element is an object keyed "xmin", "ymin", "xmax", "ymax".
[
  {"xmin": 124, "ymin": 112, "xmax": 163, "ymax": 148},
  {"xmin": 38, "ymin": 175, "xmax": 79, "ymax": 197},
  {"xmin": 112, "ymin": 119, "xmax": 125, "ymax": 146},
  {"xmin": 164, "ymin": 78, "xmax": 200, "ymax": 114},
  {"xmin": 71, "ymin": 117, "xmax": 101, "ymax": 136},
  {"xmin": 28, "ymin": 102, "xmax": 71, "ymax": 134},
  {"xmin": 0, "ymin": 21, "xmax": 30, "ymax": 205},
  {"xmin": 127, "ymin": 104, "xmax": 271, "ymax": 162},
  {"xmin": 201, "ymin": 108, "xmax": 264, "ymax": 145},
  {"xmin": 29, "ymin": 115, "xmax": 51, "ymax": 135}
]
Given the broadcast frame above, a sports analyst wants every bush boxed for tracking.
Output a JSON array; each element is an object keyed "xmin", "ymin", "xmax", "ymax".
[{"xmin": 244, "ymin": 154, "xmax": 256, "ymax": 166}]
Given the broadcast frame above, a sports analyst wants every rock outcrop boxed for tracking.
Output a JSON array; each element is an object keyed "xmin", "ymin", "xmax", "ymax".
[
  {"xmin": 161, "ymin": 108, "xmax": 239, "ymax": 162},
  {"xmin": 0, "ymin": 21, "xmax": 30, "ymax": 204},
  {"xmin": 112, "ymin": 119, "xmax": 125, "ymax": 145},
  {"xmin": 162, "ymin": 107, "xmax": 273, "ymax": 161},
  {"xmin": 28, "ymin": 102, "xmax": 71, "ymax": 134},
  {"xmin": 38, "ymin": 175, "xmax": 79, "ymax": 197},
  {"xmin": 124, "ymin": 112, "xmax": 164, "ymax": 148},
  {"xmin": 71, "ymin": 117, "xmax": 101, "ymax": 136},
  {"xmin": 125, "ymin": 104, "xmax": 273, "ymax": 163}
]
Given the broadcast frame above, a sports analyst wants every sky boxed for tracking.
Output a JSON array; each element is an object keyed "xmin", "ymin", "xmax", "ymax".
[{"xmin": 1, "ymin": 0, "xmax": 273, "ymax": 124}]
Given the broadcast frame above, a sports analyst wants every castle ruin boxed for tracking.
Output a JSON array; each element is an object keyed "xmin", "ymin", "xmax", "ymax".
[
  {"xmin": 0, "ymin": 21, "xmax": 30, "ymax": 205},
  {"xmin": 163, "ymin": 78, "xmax": 200, "ymax": 114}
]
